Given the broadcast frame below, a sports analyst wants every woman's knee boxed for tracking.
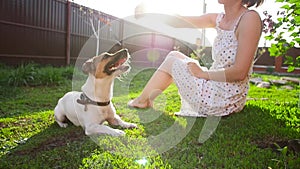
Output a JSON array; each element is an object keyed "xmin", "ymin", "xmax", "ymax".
[{"xmin": 166, "ymin": 51, "xmax": 186, "ymax": 59}]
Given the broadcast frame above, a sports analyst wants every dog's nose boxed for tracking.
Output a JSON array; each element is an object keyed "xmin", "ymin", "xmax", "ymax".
[
  {"xmin": 120, "ymin": 48, "xmax": 128, "ymax": 55},
  {"xmin": 123, "ymin": 48, "xmax": 128, "ymax": 53}
]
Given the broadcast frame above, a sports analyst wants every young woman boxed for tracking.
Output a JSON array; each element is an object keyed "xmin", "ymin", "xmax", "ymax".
[{"xmin": 128, "ymin": 0, "xmax": 264, "ymax": 117}]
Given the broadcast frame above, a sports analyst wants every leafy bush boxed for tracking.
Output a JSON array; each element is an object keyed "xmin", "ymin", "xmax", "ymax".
[
  {"xmin": 6, "ymin": 63, "xmax": 37, "ymax": 86},
  {"xmin": 263, "ymin": 0, "xmax": 300, "ymax": 72},
  {"xmin": 0, "ymin": 63, "xmax": 80, "ymax": 87}
]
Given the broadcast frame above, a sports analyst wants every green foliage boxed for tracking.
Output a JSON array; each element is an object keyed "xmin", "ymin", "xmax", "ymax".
[
  {"xmin": 263, "ymin": 0, "xmax": 300, "ymax": 72},
  {"xmin": 247, "ymin": 80, "xmax": 300, "ymax": 133},
  {"xmin": 5, "ymin": 63, "xmax": 38, "ymax": 87},
  {"xmin": 0, "ymin": 111, "xmax": 54, "ymax": 156},
  {"xmin": 80, "ymin": 151, "xmax": 172, "ymax": 169},
  {"xmin": 0, "ymin": 63, "xmax": 79, "ymax": 87},
  {"xmin": 271, "ymin": 143, "xmax": 289, "ymax": 168}
]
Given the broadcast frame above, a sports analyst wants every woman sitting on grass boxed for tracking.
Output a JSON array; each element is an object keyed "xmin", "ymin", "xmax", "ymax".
[{"xmin": 128, "ymin": 0, "xmax": 265, "ymax": 117}]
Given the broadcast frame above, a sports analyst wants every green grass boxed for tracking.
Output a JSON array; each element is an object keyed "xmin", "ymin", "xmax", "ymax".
[{"xmin": 0, "ymin": 65, "xmax": 299, "ymax": 168}]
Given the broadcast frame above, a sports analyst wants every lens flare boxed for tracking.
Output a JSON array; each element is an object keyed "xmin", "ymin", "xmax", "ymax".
[{"xmin": 135, "ymin": 157, "xmax": 148, "ymax": 166}]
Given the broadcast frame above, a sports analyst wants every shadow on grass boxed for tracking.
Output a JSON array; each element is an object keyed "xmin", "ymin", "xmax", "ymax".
[
  {"xmin": 0, "ymin": 104, "xmax": 299, "ymax": 169},
  {"xmin": 156, "ymin": 103, "xmax": 300, "ymax": 168},
  {"xmin": 0, "ymin": 123, "xmax": 97, "ymax": 169}
]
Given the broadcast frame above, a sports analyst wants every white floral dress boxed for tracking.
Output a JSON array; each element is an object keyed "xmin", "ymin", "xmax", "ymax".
[{"xmin": 159, "ymin": 11, "xmax": 253, "ymax": 117}]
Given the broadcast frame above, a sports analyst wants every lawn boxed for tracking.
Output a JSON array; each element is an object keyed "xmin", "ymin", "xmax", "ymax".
[{"xmin": 0, "ymin": 64, "xmax": 299, "ymax": 168}]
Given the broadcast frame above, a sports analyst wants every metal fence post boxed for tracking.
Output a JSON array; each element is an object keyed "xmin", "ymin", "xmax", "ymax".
[{"xmin": 65, "ymin": 0, "xmax": 71, "ymax": 65}]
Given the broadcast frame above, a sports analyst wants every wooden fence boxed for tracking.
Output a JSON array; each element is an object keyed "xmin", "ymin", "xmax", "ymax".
[
  {"xmin": 0, "ymin": 0, "xmax": 122, "ymax": 66},
  {"xmin": 0, "ymin": 0, "xmax": 299, "ymax": 74}
]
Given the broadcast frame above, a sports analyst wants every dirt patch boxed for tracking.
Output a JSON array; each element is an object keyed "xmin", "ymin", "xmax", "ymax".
[
  {"xmin": 0, "ymin": 122, "xmax": 6, "ymax": 128},
  {"xmin": 252, "ymin": 136, "xmax": 300, "ymax": 154},
  {"xmin": 12, "ymin": 127, "xmax": 86, "ymax": 156}
]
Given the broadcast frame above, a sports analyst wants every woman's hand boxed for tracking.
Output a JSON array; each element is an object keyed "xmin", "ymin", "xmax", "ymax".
[{"xmin": 187, "ymin": 62, "xmax": 204, "ymax": 78}]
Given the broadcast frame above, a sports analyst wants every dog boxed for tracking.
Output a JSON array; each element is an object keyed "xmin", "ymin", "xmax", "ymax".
[{"xmin": 54, "ymin": 48, "xmax": 137, "ymax": 136}]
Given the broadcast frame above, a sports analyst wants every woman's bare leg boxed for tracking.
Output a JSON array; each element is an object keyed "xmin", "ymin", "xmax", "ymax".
[
  {"xmin": 128, "ymin": 51, "xmax": 187, "ymax": 108},
  {"xmin": 128, "ymin": 70, "xmax": 173, "ymax": 108}
]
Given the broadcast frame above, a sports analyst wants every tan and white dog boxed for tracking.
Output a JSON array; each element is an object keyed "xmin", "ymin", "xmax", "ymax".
[{"xmin": 54, "ymin": 48, "xmax": 137, "ymax": 136}]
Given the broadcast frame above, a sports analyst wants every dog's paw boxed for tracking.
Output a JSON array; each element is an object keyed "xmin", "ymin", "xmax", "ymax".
[
  {"xmin": 111, "ymin": 129, "xmax": 126, "ymax": 136},
  {"xmin": 120, "ymin": 122, "xmax": 138, "ymax": 129},
  {"xmin": 127, "ymin": 123, "xmax": 138, "ymax": 129},
  {"xmin": 57, "ymin": 122, "xmax": 68, "ymax": 128}
]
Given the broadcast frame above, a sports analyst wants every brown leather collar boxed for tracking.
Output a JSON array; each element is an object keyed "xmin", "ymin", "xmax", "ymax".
[{"xmin": 77, "ymin": 93, "xmax": 110, "ymax": 111}]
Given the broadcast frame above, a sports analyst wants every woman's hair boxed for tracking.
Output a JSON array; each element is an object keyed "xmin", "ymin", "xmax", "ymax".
[{"xmin": 242, "ymin": 0, "xmax": 264, "ymax": 8}]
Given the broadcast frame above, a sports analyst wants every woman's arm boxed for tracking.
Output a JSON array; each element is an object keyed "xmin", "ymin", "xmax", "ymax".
[
  {"xmin": 188, "ymin": 11, "xmax": 262, "ymax": 82},
  {"xmin": 167, "ymin": 13, "xmax": 218, "ymax": 29}
]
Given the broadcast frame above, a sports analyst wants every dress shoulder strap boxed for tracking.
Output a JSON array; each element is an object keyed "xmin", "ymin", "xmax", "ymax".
[
  {"xmin": 216, "ymin": 13, "xmax": 225, "ymax": 28},
  {"xmin": 233, "ymin": 10, "xmax": 255, "ymax": 31}
]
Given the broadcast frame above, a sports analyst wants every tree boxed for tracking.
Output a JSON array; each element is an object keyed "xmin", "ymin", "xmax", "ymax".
[
  {"xmin": 71, "ymin": 1, "xmax": 113, "ymax": 56},
  {"xmin": 263, "ymin": 0, "xmax": 300, "ymax": 72}
]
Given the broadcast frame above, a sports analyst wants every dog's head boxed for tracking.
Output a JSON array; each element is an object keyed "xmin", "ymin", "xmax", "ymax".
[{"xmin": 82, "ymin": 48, "xmax": 130, "ymax": 79}]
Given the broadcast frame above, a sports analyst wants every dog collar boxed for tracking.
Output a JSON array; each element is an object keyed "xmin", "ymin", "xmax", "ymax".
[{"xmin": 77, "ymin": 93, "xmax": 110, "ymax": 111}]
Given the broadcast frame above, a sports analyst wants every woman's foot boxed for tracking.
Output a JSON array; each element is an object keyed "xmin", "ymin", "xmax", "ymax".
[{"xmin": 127, "ymin": 98, "xmax": 152, "ymax": 109}]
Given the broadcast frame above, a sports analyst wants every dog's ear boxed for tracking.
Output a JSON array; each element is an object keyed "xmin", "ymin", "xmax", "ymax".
[{"xmin": 82, "ymin": 60, "xmax": 95, "ymax": 75}]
